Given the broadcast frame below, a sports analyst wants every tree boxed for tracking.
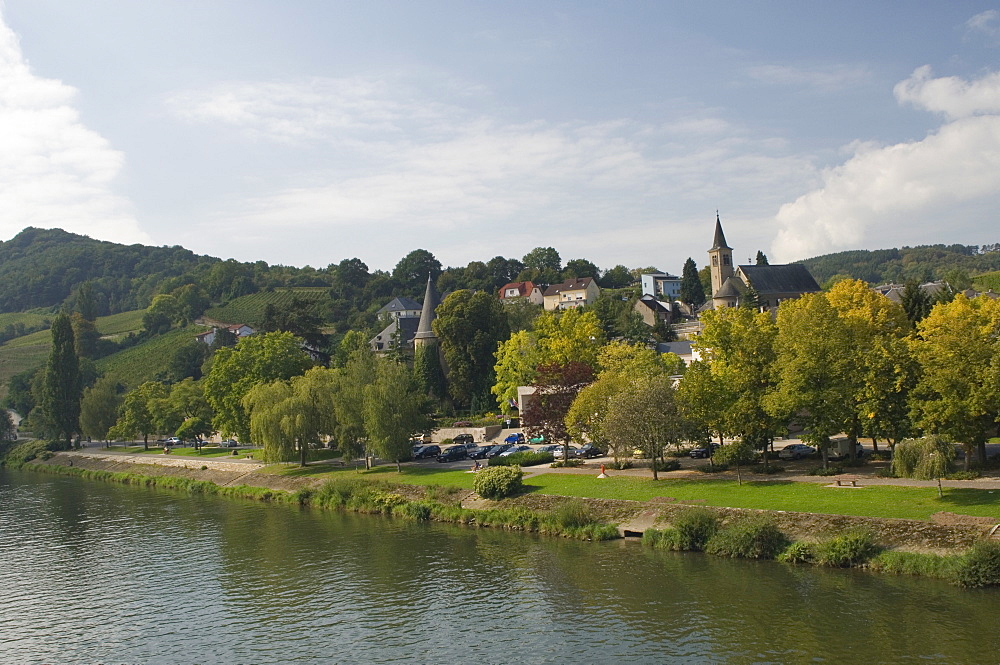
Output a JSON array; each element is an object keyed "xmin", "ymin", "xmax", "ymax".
[
  {"xmin": 261, "ymin": 297, "xmax": 328, "ymax": 350},
  {"xmin": 331, "ymin": 350, "xmax": 376, "ymax": 461},
  {"xmin": 71, "ymin": 313, "xmax": 100, "ymax": 359},
  {"xmin": 413, "ymin": 343, "xmax": 447, "ymax": 401},
  {"xmin": 562, "ymin": 258, "xmax": 600, "ymax": 281},
  {"xmin": 755, "ymin": 251, "xmax": 769, "ymax": 266},
  {"xmin": 900, "ymin": 280, "xmax": 932, "ymax": 324},
  {"xmin": 600, "ymin": 265, "xmax": 634, "ymax": 289},
  {"xmin": 109, "ymin": 381, "xmax": 168, "ymax": 449},
  {"xmin": 363, "ymin": 359, "xmax": 432, "ymax": 471},
  {"xmin": 172, "ymin": 284, "xmax": 210, "ymax": 325},
  {"xmin": 602, "ymin": 374, "xmax": 682, "ymax": 480},
  {"xmin": 522, "ymin": 247, "xmax": 561, "ymax": 273},
  {"xmin": 891, "ymin": 436, "xmax": 955, "ymax": 497},
  {"xmin": 74, "ymin": 280, "xmax": 99, "ymax": 321},
  {"xmin": 3, "ymin": 369, "xmax": 37, "ymax": 419},
  {"xmin": 168, "ymin": 341, "xmax": 210, "ymax": 382},
  {"xmin": 210, "ymin": 326, "xmax": 239, "ymax": 351},
  {"xmin": 79, "ymin": 376, "xmax": 122, "ymax": 442},
  {"xmin": 523, "ymin": 361, "xmax": 595, "ymax": 463},
  {"xmin": 433, "ymin": 289, "xmax": 510, "ymax": 408},
  {"xmin": 167, "ymin": 379, "xmax": 215, "ymax": 444},
  {"xmin": 909, "ymin": 295, "xmax": 1000, "ymax": 470},
  {"xmin": 204, "ymin": 332, "xmax": 313, "ymax": 442},
  {"xmin": 38, "ymin": 313, "xmax": 81, "ymax": 448},
  {"xmin": 0, "ymin": 409, "xmax": 16, "ymax": 441},
  {"xmin": 679, "ymin": 258, "xmax": 706, "ymax": 307},
  {"xmin": 245, "ymin": 367, "xmax": 338, "ymax": 465},
  {"xmin": 393, "ymin": 249, "xmax": 442, "ymax": 289}
]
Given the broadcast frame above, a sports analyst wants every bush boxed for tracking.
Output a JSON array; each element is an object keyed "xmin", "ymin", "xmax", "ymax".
[
  {"xmin": 610, "ymin": 460, "xmax": 633, "ymax": 470},
  {"xmin": 550, "ymin": 500, "xmax": 595, "ymax": 529},
  {"xmin": 808, "ymin": 465, "xmax": 844, "ymax": 476},
  {"xmin": 955, "ymin": 541, "xmax": 1000, "ymax": 588},
  {"xmin": 946, "ymin": 470, "xmax": 981, "ymax": 480},
  {"xmin": 815, "ymin": 530, "xmax": 880, "ymax": 567},
  {"xmin": 697, "ymin": 463, "xmax": 728, "ymax": 473},
  {"xmin": 550, "ymin": 459, "xmax": 583, "ymax": 468},
  {"xmin": 652, "ymin": 459, "xmax": 681, "ymax": 472},
  {"xmin": 874, "ymin": 467, "xmax": 896, "ymax": 478},
  {"xmin": 778, "ymin": 541, "xmax": 814, "ymax": 564},
  {"xmin": 489, "ymin": 451, "xmax": 553, "ymax": 467},
  {"xmin": 751, "ymin": 464, "xmax": 785, "ymax": 475},
  {"xmin": 1, "ymin": 439, "xmax": 57, "ymax": 468},
  {"xmin": 705, "ymin": 519, "xmax": 788, "ymax": 559},
  {"xmin": 474, "ymin": 465, "xmax": 523, "ymax": 500},
  {"xmin": 642, "ymin": 527, "xmax": 680, "ymax": 549},
  {"xmin": 671, "ymin": 508, "xmax": 719, "ymax": 551}
]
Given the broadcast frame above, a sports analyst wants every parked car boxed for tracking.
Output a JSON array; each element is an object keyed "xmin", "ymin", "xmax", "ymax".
[
  {"xmin": 499, "ymin": 445, "xmax": 532, "ymax": 457},
  {"xmin": 536, "ymin": 444, "xmax": 560, "ymax": 453},
  {"xmin": 827, "ymin": 443, "xmax": 865, "ymax": 461},
  {"xmin": 577, "ymin": 443, "xmax": 605, "ymax": 458},
  {"xmin": 529, "ymin": 436, "xmax": 546, "ymax": 444},
  {"xmin": 553, "ymin": 445, "xmax": 580, "ymax": 459},
  {"xmin": 453, "ymin": 433, "xmax": 475, "ymax": 445},
  {"xmin": 778, "ymin": 444, "xmax": 816, "ymax": 460},
  {"xmin": 220, "ymin": 439, "xmax": 239, "ymax": 448},
  {"xmin": 483, "ymin": 444, "xmax": 512, "ymax": 459},
  {"xmin": 467, "ymin": 446, "xmax": 490, "ymax": 460},
  {"xmin": 413, "ymin": 445, "xmax": 441, "ymax": 459},
  {"xmin": 437, "ymin": 445, "xmax": 469, "ymax": 462},
  {"xmin": 689, "ymin": 442, "xmax": 721, "ymax": 458},
  {"xmin": 504, "ymin": 433, "xmax": 525, "ymax": 445},
  {"xmin": 165, "ymin": 436, "xmax": 182, "ymax": 446}
]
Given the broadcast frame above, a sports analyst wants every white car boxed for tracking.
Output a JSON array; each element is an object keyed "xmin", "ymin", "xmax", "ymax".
[
  {"xmin": 165, "ymin": 436, "xmax": 182, "ymax": 445},
  {"xmin": 778, "ymin": 444, "xmax": 816, "ymax": 460}
]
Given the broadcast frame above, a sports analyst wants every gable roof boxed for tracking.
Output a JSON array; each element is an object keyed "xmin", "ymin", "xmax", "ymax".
[
  {"xmin": 738, "ymin": 264, "xmax": 820, "ymax": 295},
  {"xmin": 635, "ymin": 294, "xmax": 672, "ymax": 313},
  {"xmin": 543, "ymin": 277, "xmax": 595, "ymax": 297},
  {"xmin": 377, "ymin": 296, "xmax": 422, "ymax": 315},
  {"xmin": 498, "ymin": 281, "xmax": 538, "ymax": 298}
]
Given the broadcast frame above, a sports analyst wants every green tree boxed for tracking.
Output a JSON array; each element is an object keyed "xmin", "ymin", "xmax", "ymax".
[
  {"xmin": 172, "ymin": 284, "xmax": 210, "ymax": 325},
  {"xmin": 909, "ymin": 295, "xmax": 1000, "ymax": 470},
  {"xmin": 562, "ymin": 258, "xmax": 600, "ymax": 280},
  {"xmin": 1, "ymin": 409, "xmax": 16, "ymax": 441},
  {"xmin": 522, "ymin": 246, "xmax": 561, "ymax": 273},
  {"xmin": 602, "ymin": 373, "xmax": 682, "ymax": 479},
  {"xmin": 109, "ymin": 381, "xmax": 168, "ymax": 449},
  {"xmin": 755, "ymin": 251, "xmax": 769, "ymax": 266},
  {"xmin": 331, "ymin": 350, "xmax": 377, "ymax": 460},
  {"xmin": 900, "ymin": 279, "xmax": 932, "ymax": 324},
  {"xmin": 168, "ymin": 341, "xmax": 210, "ymax": 382},
  {"xmin": 71, "ymin": 313, "xmax": 100, "ymax": 359},
  {"xmin": 3, "ymin": 369, "xmax": 37, "ymax": 418},
  {"xmin": 245, "ymin": 367, "xmax": 338, "ymax": 465},
  {"xmin": 600, "ymin": 265, "xmax": 634, "ymax": 289},
  {"xmin": 433, "ymin": 289, "xmax": 510, "ymax": 408},
  {"xmin": 413, "ymin": 344, "xmax": 447, "ymax": 401},
  {"xmin": 261, "ymin": 297, "xmax": 328, "ymax": 350},
  {"xmin": 38, "ymin": 313, "xmax": 81, "ymax": 448},
  {"xmin": 204, "ymin": 332, "xmax": 312, "ymax": 442},
  {"xmin": 79, "ymin": 376, "xmax": 122, "ymax": 442},
  {"xmin": 363, "ymin": 359, "xmax": 432, "ymax": 471},
  {"xmin": 393, "ymin": 249, "xmax": 442, "ymax": 290},
  {"xmin": 523, "ymin": 361, "xmax": 595, "ymax": 462},
  {"xmin": 891, "ymin": 435, "xmax": 955, "ymax": 496},
  {"xmin": 679, "ymin": 258, "xmax": 706, "ymax": 306}
]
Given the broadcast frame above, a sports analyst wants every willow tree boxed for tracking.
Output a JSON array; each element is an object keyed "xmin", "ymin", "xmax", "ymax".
[
  {"xmin": 245, "ymin": 367, "xmax": 338, "ymax": 466},
  {"xmin": 363, "ymin": 359, "xmax": 432, "ymax": 471}
]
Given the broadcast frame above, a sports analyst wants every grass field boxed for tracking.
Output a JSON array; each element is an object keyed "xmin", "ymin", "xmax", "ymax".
[
  {"xmin": 0, "ymin": 310, "xmax": 54, "ymax": 330},
  {"xmin": 260, "ymin": 463, "xmax": 1000, "ymax": 521},
  {"xmin": 95, "ymin": 325, "xmax": 208, "ymax": 389},
  {"xmin": 973, "ymin": 270, "xmax": 1000, "ymax": 292},
  {"xmin": 204, "ymin": 288, "xmax": 329, "ymax": 328},
  {"xmin": 96, "ymin": 310, "xmax": 145, "ymax": 337}
]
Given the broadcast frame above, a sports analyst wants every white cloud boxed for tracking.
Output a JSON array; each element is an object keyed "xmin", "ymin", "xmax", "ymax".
[
  {"xmin": 772, "ymin": 67, "xmax": 1000, "ymax": 262},
  {"xmin": 966, "ymin": 9, "xmax": 1000, "ymax": 43},
  {"xmin": 0, "ymin": 13, "xmax": 148, "ymax": 245},
  {"xmin": 894, "ymin": 65, "xmax": 1000, "ymax": 118},
  {"xmin": 746, "ymin": 63, "xmax": 871, "ymax": 92},
  {"xmin": 169, "ymin": 75, "xmax": 817, "ymax": 269}
]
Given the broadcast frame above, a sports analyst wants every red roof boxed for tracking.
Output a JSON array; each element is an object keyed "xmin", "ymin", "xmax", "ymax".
[{"xmin": 498, "ymin": 281, "xmax": 537, "ymax": 298}]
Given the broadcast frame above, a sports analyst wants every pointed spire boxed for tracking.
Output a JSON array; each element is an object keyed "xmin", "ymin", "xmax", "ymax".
[
  {"xmin": 710, "ymin": 212, "xmax": 731, "ymax": 251},
  {"xmin": 414, "ymin": 273, "xmax": 440, "ymax": 341}
]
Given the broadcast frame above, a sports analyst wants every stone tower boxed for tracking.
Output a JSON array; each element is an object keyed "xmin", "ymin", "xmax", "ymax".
[
  {"xmin": 708, "ymin": 213, "xmax": 734, "ymax": 297},
  {"xmin": 413, "ymin": 274, "xmax": 440, "ymax": 349}
]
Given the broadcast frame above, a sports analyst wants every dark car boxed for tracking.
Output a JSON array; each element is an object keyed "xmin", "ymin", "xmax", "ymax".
[
  {"xmin": 437, "ymin": 445, "xmax": 469, "ymax": 462},
  {"xmin": 467, "ymin": 446, "xmax": 491, "ymax": 460},
  {"xmin": 453, "ymin": 433, "xmax": 475, "ymax": 445},
  {"xmin": 413, "ymin": 444, "xmax": 441, "ymax": 459},
  {"xmin": 483, "ymin": 444, "xmax": 512, "ymax": 459},
  {"xmin": 689, "ymin": 442, "xmax": 721, "ymax": 459},
  {"xmin": 578, "ymin": 443, "xmax": 605, "ymax": 458},
  {"xmin": 504, "ymin": 433, "xmax": 525, "ymax": 445}
]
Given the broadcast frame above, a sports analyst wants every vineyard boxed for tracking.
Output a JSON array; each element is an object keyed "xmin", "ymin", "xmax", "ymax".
[
  {"xmin": 203, "ymin": 287, "xmax": 330, "ymax": 327},
  {"xmin": 95, "ymin": 325, "xmax": 209, "ymax": 390},
  {"xmin": 973, "ymin": 271, "xmax": 1000, "ymax": 293}
]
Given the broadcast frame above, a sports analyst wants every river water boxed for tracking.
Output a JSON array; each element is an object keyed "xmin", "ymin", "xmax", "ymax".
[{"xmin": 2, "ymin": 469, "xmax": 1000, "ymax": 665}]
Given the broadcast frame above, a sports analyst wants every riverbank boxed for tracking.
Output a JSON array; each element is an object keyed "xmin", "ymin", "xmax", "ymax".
[{"xmin": 8, "ymin": 444, "xmax": 1000, "ymax": 587}]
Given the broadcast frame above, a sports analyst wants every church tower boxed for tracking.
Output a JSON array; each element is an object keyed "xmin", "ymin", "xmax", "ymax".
[
  {"xmin": 413, "ymin": 274, "xmax": 440, "ymax": 349},
  {"xmin": 708, "ymin": 213, "xmax": 734, "ymax": 297}
]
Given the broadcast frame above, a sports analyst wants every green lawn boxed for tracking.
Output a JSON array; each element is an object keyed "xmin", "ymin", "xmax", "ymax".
[
  {"xmin": 119, "ymin": 445, "xmax": 242, "ymax": 458},
  {"xmin": 268, "ymin": 462, "xmax": 478, "ymax": 489},
  {"xmin": 521, "ymin": 474, "xmax": 1000, "ymax": 521}
]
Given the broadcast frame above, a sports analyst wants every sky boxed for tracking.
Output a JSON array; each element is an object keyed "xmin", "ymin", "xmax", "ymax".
[{"xmin": 1, "ymin": 2, "xmax": 999, "ymax": 274}]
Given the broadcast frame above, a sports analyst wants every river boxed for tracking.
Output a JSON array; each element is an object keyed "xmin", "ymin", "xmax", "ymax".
[{"xmin": 2, "ymin": 469, "xmax": 999, "ymax": 664}]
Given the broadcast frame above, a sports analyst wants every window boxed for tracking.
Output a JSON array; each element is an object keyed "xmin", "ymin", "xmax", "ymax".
[
  {"xmin": 723, "ymin": 255, "xmax": 731, "ymax": 266},
  {"xmin": 712, "ymin": 256, "xmax": 718, "ymax": 266}
]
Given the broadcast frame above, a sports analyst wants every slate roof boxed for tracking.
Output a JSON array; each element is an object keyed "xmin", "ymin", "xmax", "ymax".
[
  {"xmin": 377, "ymin": 296, "xmax": 422, "ymax": 316},
  {"xmin": 714, "ymin": 276, "xmax": 746, "ymax": 299},
  {"xmin": 710, "ymin": 214, "xmax": 731, "ymax": 251},
  {"xmin": 656, "ymin": 340, "xmax": 693, "ymax": 357},
  {"xmin": 636, "ymin": 294, "xmax": 672, "ymax": 313},
  {"xmin": 414, "ymin": 275, "xmax": 440, "ymax": 340},
  {"xmin": 738, "ymin": 264, "xmax": 821, "ymax": 295},
  {"xmin": 543, "ymin": 277, "xmax": 595, "ymax": 297},
  {"xmin": 370, "ymin": 317, "xmax": 420, "ymax": 349}
]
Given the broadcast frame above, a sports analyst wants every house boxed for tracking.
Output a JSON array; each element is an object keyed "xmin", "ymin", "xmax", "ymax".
[
  {"xmin": 634, "ymin": 294, "xmax": 673, "ymax": 327},
  {"xmin": 376, "ymin": 296, "xmax": 422, "ymax": 321},
  {"xmin": 640, "ymin": 273, "xmax": 682, "ymax": 300},
  {"xmin": 369, "ymin": 317, "xmax": 420, "ymax": 352},
  {"xmin": 705, "ymin": 215, "xmax": 821, "ymax": 313},
  {"xmin": 542, "ymin": 277, "xmax": 600, "ymax": 311},
  {"xmin": 656, "ymin": 340, "xmax": 697, "ymax": 367},
  {"xmin": 498, "ymin": 281, "xmax": 544, "ymax": 306},
  {"xmin": 194, "ymin": 324, "xmax": 255, "ymax": 346}
]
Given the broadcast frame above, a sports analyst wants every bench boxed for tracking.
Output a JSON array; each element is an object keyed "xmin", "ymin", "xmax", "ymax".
[{"xmin": 834, "ymin": 474, "xmax": 861, "ymax": 487}]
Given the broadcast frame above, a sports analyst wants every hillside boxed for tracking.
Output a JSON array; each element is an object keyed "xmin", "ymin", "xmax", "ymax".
[
  {"xmin": 0, "ymin": 227, "xmax": 219, "ymax": 315},
  {"xmin": 204, "ymin": 287, "xmax": 332, "ymax": 328},
  {"xmin": 799, "ymin": 244, "xmax": 1000, "ymax": 286}
]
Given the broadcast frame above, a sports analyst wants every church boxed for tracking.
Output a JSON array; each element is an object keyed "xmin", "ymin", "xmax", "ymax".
[{"xmin": 705, "ymin": 215, "xmax": 821, "ymax": 313}]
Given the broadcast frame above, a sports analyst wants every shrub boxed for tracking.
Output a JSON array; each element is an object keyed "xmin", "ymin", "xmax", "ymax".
[
  {"xmin": 946, "ymin": 470, "xmax": 981, "ymax": 480},
  {"xmin": 653, "ymin": 459, "xmax": 681, "ymax": 472},
  {"xmin": 671, "ymin": 508, "xmax": 719, "ymax": 551},
  {"xmin": 869, "ymin": 550, "xmax": 961, "ymax": 580},
  {"xmin": 808, "ymin": 465, "xmax": 844, "ymax": 476},
  {"xmin": 642, "ymin": 527, "xmax": 680, "ymax": 549},
  {"xmin": 1, "ymin": 439, "xmax": 57, "ymax": 468},
  {"xmin": 751, "ymin": 464, "xmax": 785, "ymax": 475},
  {"xmin": 550, "ymin": 459, "xmax": 583, "ymax": 468},
  {"xmin": 550, "ymin": 500, "xmax": 595, "ymax": 529},
  {"xmin": 815, "ymin": 530, "xmax": 880, "ymax": 567},
  {"xmin": 489, "ymin": 451, "xmax": 553, "ymax": 467},
  {"xmin": 474, "ymin": 465, "xmax": 523, "ymax": 500},
  {"xmin": 394, "ymin": 501, "xmax": 432, "ymax": 521},
  {"xmin": 697, "ymin": 464, "xmax": 728, "ymax": 473},
  {"xmin": 874, "ymin": 467, "xmax": 896, "ymax": 478},
  {"xmin": 705, "ymin": 518, "xmax": 788, "ymax": 559},
  {"xmin": 778, "ymin": 541, "xmax": 813, "ymax": 564},
  {"xmin": 610, "ymin": 460, "xmax": 633, "ymax": 470},
  {"xmin": 955, "ymin": 541, "xmax": 1000, "ymax": 588},
  {"xmin": 891, "ymin": 436, "xmax": 955, "ymax": 480}
]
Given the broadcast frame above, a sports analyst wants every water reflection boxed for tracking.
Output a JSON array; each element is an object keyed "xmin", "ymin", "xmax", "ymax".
[{"xmin": 2, "ymin": 469, "xmax": 1000, "ymax": 664}]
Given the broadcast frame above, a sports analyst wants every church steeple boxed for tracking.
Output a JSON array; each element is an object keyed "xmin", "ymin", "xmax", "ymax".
[
  {"xmin": 413, "ymin": 274, "xmax": 440, "ymax": 347},
  {"xmin": 708, "ymin": 213, "xmax": 735, "ymax": 297}
]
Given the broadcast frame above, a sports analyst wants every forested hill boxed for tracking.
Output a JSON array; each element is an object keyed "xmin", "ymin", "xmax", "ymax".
[
  {"xmin": 798, "ymin": 243, "xmax": 1000, "ymax": 287},
  {"xmin": 0, "ymin": 227, "xmax": 219, "ymax": 315}
]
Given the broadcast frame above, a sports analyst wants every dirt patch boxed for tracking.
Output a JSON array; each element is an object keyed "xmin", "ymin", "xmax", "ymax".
[{"xmin": 930, "ymin": 511, "xmax": 999, "ymax": 527}]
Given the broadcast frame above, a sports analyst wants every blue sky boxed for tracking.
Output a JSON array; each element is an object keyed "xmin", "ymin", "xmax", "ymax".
[{"xmin": 1, "ymin": 2, "xmax": 999, "ymax": 274}]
